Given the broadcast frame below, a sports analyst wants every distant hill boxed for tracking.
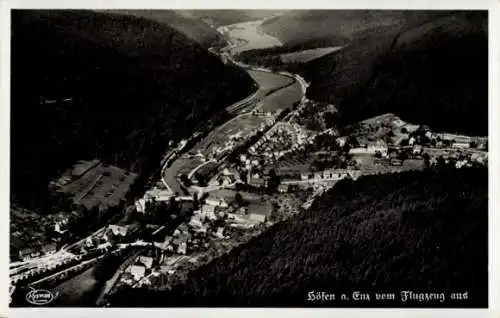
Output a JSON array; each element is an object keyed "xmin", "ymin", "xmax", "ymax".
[
  {"xmin": 302, "ymin": 12, "xmax": 487, "ymax": 135},
  {"xmin": 108, "ymin": 167, "xmax": 488, "ymax": 307},
  {"xmin": 102, "ymin": 10, "xmax": 225, "ymax": 47},
  {"xmin": 261, "ymin": 10, "xmax": 448, "ymax": 46},
  {"xmin": 180, "ymin": 10, "xmax": 286, "ymax": 27},
  {"xmin": 11, "ymin": 10, "xmax": 255, "ymax": 208}
]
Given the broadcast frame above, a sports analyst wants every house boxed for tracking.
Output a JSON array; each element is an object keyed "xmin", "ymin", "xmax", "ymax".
[
  {"xmin": 278, "ymin": 184, "xmax": 288, "ymax": 193},
  {"xmin": 138, "ymin": 256, "xmax": 154, "ymax": 269},
  {"xmin": 455, "ymin": 160, "xmax": 468, "ymax": 169},
  {"xmin": 348, "ymin": 147, "xmax": 370, "ymax": 155},
  {"xmin": 205, "ymin": 198, "xmax": 229, "ymax": 208},
  {"xmin": 215, "ymin": 227, "xmax": 225, "ymax": 238},
  {"xmin": 189, "ymin": 218, "xmax": 204, "ymax": 228},
  {"xmin": 412, "ymin": 145, "xmax": 423, "ymax": 155},
  {"xmin": 391, "ymin": 118, "xmax": 407, "ymax": 128},
  {"xmin": 408, "ymin": 137, "xmax": 416, "ymax": 146},
  {"xmin": 177, "ymin": 242, "xmax": 187, "ymax": 255},
  {"xmin": 135, "ymin": 198, "xmax": 146, "ymax": 213},
  {"xmin": 471, "ymin": 153, "xmax": 487, "ymax": 163},
  {"xmin": 249, "ymin": 213, "xmax": 266, "ymax": 223},
  {"xmin": 390, "ymin": 159, "xmax": 403, "ymax": 166},
  {"xmin": 201, "ymin": 204, "xmax": 217, "ymax": 220},
  {"xmin": 42, "ymin": 243, "xmax": 57, "ymax": 255},
  {"xmin": 314, "ymin": 172, "xmax": 323, "ymax": 180},
  {"xmin": 452, "ymin": 142, "xmax": 470, "ymax": 149},
  {"xmin": 129, "ymin": 265, "xmax": 146, "ymax": 280},
  {"xmin": 404, "ymin": 124, "xmax": 421, "ymax": 133},
  {"xmin": 368, "ymin": 140, "xmax": 388, "ymax": 156},
  {"xmin": 19, "ymin": 248, "xmax": 41, "ymax": 262},
  {"xmin": 109, "ymin": 225, "xmax": 128, "ymax": 237},
  {"xmin": 54, "ymin": 220, "xmax": 68, "ymax": 234},
  {"xmin": 347, "ymin": 170, "xmax": 363, "ymax": 180},
  {"xmin": 301, "ymin": 173, "xmax": 310, "ymax": 181}
]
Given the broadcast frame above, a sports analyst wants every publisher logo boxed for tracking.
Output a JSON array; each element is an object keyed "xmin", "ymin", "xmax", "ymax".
[{"xmin": 25, "ymin": 288, "xmax": 57, "ymax": 305}]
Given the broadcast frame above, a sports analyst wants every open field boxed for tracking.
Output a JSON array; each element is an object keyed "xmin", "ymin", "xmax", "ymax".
[
  {"xmin": 56, "ymin": 162, "xmax": 138, "ymax": 210},
  {"xmin": 260, "ymin": 80, "xmax": 303, "ymax": 112},
  {"xmin": 209, "ymin": 189, "xmax": 272, "ymax": 216},
  {"xmin": 51, "ymin": 266, "xmax": 100, "ymax": 306},
  {"xmin": 353, "ymin": 155, "xmax": 425, "ymax": 174},
  {"xmin": 194, "ymin": 114, "xmax": 268, "ymax": 156},
  {"xmin": 279, "ymin": 46, "xmax": 343, "ymax": 63},
  {"xmin": 247, "ymin": 70, "xmax": 294, "ymax": 93},
  {"xmin": 164, "ymin": 157, "xmax": 204, "ymax": 194}
]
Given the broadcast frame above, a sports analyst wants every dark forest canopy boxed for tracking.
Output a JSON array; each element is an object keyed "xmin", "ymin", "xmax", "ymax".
[
  {"xmin": 108, "ymin": 167, "xmax": 488, "ymax": 307},
  {"xmin": 10, "ymin": 10, "xmax": 255, "ymax": 208},
  {"xmin": 101, "ymin": 10, "xmax": 226, "ymax": 48}
]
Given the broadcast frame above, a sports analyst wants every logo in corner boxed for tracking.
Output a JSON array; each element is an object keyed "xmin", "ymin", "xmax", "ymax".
[{"xmin": 25, "ymin": 287, "xmax": 57, "ymax": 305}]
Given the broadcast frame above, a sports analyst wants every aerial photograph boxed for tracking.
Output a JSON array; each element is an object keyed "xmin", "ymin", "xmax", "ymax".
[{"xmin": 9, "ymin": 9, "xmax": 488, "ymax": 308}]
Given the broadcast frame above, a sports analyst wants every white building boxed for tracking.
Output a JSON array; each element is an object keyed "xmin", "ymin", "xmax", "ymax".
[
  {"xmin": 205, "ymin": 198, "xmax": 229, "ymax": 208},
  {"xmin": 129, "ymin": 265, "xmax": 146, "ymax": 280},
  {"xmin": 177, "ymin": 242, "xmax": 187, "ymax": 255},
  {"xmin": 138, "ymin": 256, "xmax": 154, "ymax": 269},
  {"xmin": 249, "ymin": 213, "xmax": 266, "ymax": 223}
]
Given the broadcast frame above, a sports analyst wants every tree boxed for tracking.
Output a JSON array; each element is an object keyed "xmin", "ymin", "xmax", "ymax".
[
  {"xmin": 180, "ymin": 174, "xmax": 192, "ymax": 187},
  {"xmin": 234, "ymin": 192, "xmax": 244, "ymax": 206}
]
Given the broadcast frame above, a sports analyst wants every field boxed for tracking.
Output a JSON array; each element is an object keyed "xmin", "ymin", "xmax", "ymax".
[
  {"xmin": 209, "ymin": 189, "xmax": 272, "ymax": 216},
  {"xmin": 352, "ymin": 155, "xmax": 425, "ymax": 174},
  {"xmin": 260, "ymin": 80, "xmax": 303, "ymax": 112},
  {"xmin": 55, "ymin": 161, "xmax": 138, "ymax": 210},
  {"xmin": 51, "ymin": 266, "xmax": 100, "ymax": 306},
  {"xmin": 247, "ymin": 70, "xmax": 294, "ymax": 94},
  {"xmin": 279, "ymin": 46, "xmax": 343, "ymax": 63},
  {"xmin": 164, "ymin": 156, "xmax": 204, "ymax": 194},
  {"xmin": 195, "ymin": 114, "xmax": 269, "ymax": 156}
]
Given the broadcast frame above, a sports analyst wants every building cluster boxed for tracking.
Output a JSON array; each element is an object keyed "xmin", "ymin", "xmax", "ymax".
[
  {"xmin": 248, "ymin": 122, "xmax": 314, "ymax": 163},
  {"xmin": 18, "ymin": 242, "xmax": 58, "ymax": 262},
  {"xmin": 120, "ymin": 255, "xmax": 157, "ymax": 287},
  {"xmin": 210, "ymin": 116, "xmax": 276, "ymax": 159},
  {"xmin": 299, "ymin": 169, "xmax": 363, "ymax": 183}
]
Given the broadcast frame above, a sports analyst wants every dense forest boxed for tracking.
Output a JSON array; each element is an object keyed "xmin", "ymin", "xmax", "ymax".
[
  {"xmin": 108, "ymin": 167, "xmax": 488, "ymax": 307},
  {"xmin": 11, "ymin": 10, "xmax": 255, "ymax": 209},
  {"xmin": 102, "ymin": 10, "xmax": 226, "ymax": 48},
  {"xmin": 303, "ymin": 12, "xmax": 487, "ymax": 136},
  {"xmin": 245, "ymin": 11, "xmax": 488, "ymax": 136}
]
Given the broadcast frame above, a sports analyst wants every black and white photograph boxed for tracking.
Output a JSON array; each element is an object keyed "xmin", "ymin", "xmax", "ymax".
[{"xmin": 6, "ymin": 5, "xmax": 491, "ymax": 312}]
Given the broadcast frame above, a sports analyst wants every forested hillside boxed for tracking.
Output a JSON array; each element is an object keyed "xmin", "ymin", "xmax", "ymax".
[
  {"xmin": 261, "ymin": 10, "xmax": 447, "ymax": 46},
  {"xmin": 248, "ymin": 11, "xmax": 487, "ymax": 136},
  {"xmin": 103, "ymin": 10, "xmax": 225, "ymax": 47},
  {"xmin": 11, "ymin": 10, "xmax": 255, "ymax": 208},
  {"xmin": 108, "ymin": 167, "xmax": 488, "ymax": 307},
  {"xmin": 303, "ymin": 12, "xmax": 487, "ymax": 136}
]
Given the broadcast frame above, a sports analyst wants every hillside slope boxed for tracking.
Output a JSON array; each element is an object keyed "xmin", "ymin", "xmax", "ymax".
[
  {"xmin": 303, "ymin": 12, "xmax": 487, "ymax": 135},
  {"xmin": 108, "ymin": 167, "xmax": 488, "ymax": 307},
  {"xmin": 180, "ymin": 10, "xmax": 286, "ymax": 27},
  {"xmin": 261, "ymin": 10, "xmax": 447, "ymax": 46},
  {"xmin": 103, "ymin": 10, "xmax": 224, "ymax": 47},
  {"xmin": 11, "ymin": 10, "xmax": 255, "ymax": 208}
]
